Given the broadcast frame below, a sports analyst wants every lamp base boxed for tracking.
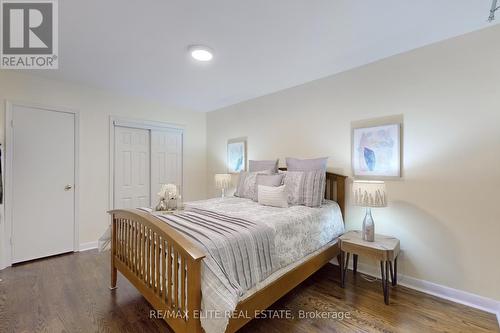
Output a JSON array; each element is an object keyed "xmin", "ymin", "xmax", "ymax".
[{"xmin": 362, "ymin": 208, "xmax": 375, "ymax": 242}]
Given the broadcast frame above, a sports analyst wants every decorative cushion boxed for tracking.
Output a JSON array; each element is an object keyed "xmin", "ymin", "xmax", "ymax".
[
  {"xmin": 283, "ymin": 171, "xmax": 304, "ymax": 205},
  {"xmin": 256, "ymin": 174, "xmax": 284, "ymax": 187},
  {"xmin": 249, "ymin": 159, "xmax": 279, "ymax": 173},
  {"xmin": 234, "ymin": 170, "xmax": 272, "ymax": 200},
  {"xmin": 302, "ymin": 169, "xmax": 326, "ymax": 207},
  {"xmin": 286, "ymin": 157, "xmax": 328, "ymax": 172},
  {"xmin": 258, "ymin": 185, "xmax": 288, "ymax": 208},
  {"xmin": 283, "ymin": 170, "xmax": 326, "ymax": 207}
]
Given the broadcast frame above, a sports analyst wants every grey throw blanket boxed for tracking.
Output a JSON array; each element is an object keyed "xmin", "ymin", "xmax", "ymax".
[{"xmin": 153, "ymin": 207, "xmax": 277, "ymax": 296}]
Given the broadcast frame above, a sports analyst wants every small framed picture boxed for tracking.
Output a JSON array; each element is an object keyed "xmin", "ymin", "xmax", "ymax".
[
  {"xmin": 352, "ymin": 123, "xmax": 401, "ymax": 178},
  {"xmin": 227, "ymin": 138, "xmax": 247, "ymax": 173}
]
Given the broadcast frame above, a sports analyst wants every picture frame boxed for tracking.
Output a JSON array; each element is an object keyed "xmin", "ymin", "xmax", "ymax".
[
  {"xmin": 227, "ymin": 138, "xmax": 247, "ymax": 173},
  {"xmin": 352, "ymin": 123, "xmax": 401, "ymax": 179}
]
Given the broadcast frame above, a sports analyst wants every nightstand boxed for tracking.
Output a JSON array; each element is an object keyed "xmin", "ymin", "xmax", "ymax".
[{"xmin": 339, "ymin": 230, "xmax": 400, "ymax": 305}]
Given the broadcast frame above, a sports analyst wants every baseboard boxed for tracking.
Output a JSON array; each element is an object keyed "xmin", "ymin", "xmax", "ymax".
[
  {"xmin": 334, "ymin": 260, "xmax": 500, "ymax": 321},
  {"xmin": 0, "ymin": 244, "xmax": 98, "ymax": 269},
  {"xmin": 79, "ymin": 241, "xmax": 98, "ymax": 252}
]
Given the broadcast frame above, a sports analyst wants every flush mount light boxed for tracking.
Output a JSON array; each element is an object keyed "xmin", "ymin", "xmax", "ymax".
[{"xmin": 188, "ymin": 45, "xmax": 214, "ymax": 62}]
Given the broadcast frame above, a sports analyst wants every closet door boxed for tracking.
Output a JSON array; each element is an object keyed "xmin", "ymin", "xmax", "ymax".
[
  {"xmin": 150, "ymin": 129, "xmax": 183, "ymax": 202},
  {"xmin": 11, "ymin": 105, "xmax": 76, "ymax": 263},
  {"xmin": 114, "ymin": 127, "xmax": 150, "ymax": 209}
]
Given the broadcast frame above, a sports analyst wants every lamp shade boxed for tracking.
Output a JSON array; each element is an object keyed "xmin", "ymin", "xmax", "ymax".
[
  {"xmin": 214, "ymin": 174, "xmax": 231, "ymax": 189},
  {"xmin": 352, "ymin": 180, "xmax": 387, "ymax": 207}
]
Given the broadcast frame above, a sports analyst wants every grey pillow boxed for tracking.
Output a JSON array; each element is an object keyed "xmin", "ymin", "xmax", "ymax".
[
  {"xmin": 234, "ymin": 170, "xmax": 273, "ymax": 200},
  {"xmin": 257, "ymin": 174, "xmax": 284, "ymax": 187},
  {"xmin": 283, "ymin": 171, "xmax": 304, "ymax": 205},
  {"xmin": 249, "ymin": 159, "xmax": 279, "ymax": 173},
  {"xmin": 286, "ymin": 157, "xmax": 328, "ymax": 171},
  {"xmin": 283, "ymin": 170, "xmax": 326, "ymax": 207},
  {"xmin": 302, "ymin": 170, "xmax": 326, "ymax": 207}
]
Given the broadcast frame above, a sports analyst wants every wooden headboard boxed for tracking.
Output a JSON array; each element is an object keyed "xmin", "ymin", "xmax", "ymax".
[{"xmin": 278, "ymin": 168, "xmax": 347, "ymax": 218}]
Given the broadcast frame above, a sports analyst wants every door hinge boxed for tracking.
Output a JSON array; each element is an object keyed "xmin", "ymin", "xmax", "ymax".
[{"xmin": 10, "ymin": 119, "xmax": 14, "ymax": 128}]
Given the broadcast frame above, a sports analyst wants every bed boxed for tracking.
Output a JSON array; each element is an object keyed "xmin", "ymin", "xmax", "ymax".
[{"xmin": 108, "ymin": 171, "xmax": 346, "ymax": 333}]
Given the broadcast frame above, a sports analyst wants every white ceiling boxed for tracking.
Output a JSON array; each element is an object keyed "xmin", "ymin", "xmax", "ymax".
[{"xmin": 34, "ymin": 0, "xmax": 499, "ymax": 112}]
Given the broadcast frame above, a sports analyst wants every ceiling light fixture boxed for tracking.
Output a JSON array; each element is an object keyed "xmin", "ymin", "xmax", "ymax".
[{"xmin": 189, "ymin": 45, "xmax": 214, "ymax": 62}]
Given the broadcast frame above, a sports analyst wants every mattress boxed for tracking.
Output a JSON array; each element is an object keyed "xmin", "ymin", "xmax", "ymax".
[{"xmin": 178, "ymin": 197, "xmax": 345, "ymax": 333}]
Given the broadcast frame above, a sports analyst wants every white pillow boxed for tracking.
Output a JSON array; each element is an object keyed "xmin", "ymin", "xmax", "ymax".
[{"xmin": 258, "ymin": 185, "xmax": 288, "ymax": 208}]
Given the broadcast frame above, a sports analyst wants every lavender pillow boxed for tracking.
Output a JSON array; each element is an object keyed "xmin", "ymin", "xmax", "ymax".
[
  {"xmin": 286, "ymin": 157, "xmax": 328, "ymax": 172},
  {"xmin": 234, "ymin": 170, "xmax": 272, "ymax": 200},
  {"xmin": 302, "ymin": 170, "xmax": 326, "ymax": 207},
  {"xmin": 283, "ymin": 171, "xmax": 304, "ymax": 205},
  {"xmin": 283, "ymin": 170, "xmax": 326, "ymax": 207},
  {"xmin": 257, "ymin": 174, "xmax": 284, "ymax": 187},
  {"xmin": 249, "ymin": 159, "xmax": 279, "ymax": 173}
]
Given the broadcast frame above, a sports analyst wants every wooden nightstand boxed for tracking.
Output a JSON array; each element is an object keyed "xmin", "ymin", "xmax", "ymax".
[{"xmin": 339, "ymin": 230, "xmax": 400, "ymax": 305}]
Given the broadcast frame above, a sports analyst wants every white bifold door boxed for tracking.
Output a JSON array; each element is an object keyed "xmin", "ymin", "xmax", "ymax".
[
  {"xmin": 114, "ymin": 125, "xmax": 183, "ymax": 209},
  {"xmin": 114, "ymin": 127, "xmax": 150, "ymax": 208},
  {"xmin": 10, "ymin": 105, "xmax": 76, "ymax": 263}
]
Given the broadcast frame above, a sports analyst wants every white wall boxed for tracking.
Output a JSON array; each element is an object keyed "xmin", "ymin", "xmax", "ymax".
[
  {"xmin": 207, "ymin": 25, "xmax": 500, "ymax": 301},
  {"xmin": 0, "ymin": 71, "xmax": 207, "ymax": 255}
]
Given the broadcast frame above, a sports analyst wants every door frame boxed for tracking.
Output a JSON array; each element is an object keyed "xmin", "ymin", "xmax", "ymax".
[
  {"xmin": 1, "ymin": 101, "xmax": 80, "ymax": 269},
  {"xmin": 108, "ymin": 116, "xmax": 184, "ymax": 211}
]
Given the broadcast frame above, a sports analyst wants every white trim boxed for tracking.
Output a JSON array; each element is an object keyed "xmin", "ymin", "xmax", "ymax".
[
  {"xmin": 113, "ymin": 117, "xmax": 185, "ymax": 131},
  {"xmin": 334, "ymin": 261, "xmax": 500, "ymax": 319},
  {"xmin": 79, "ymin": 241, "xmax": 98, "ymax": 252},
  {"xmin": 108, "ymin": 116, "xmax": 184, "ymax": 211},
  {"xmin": 0, "ymin": 139, "xmax": 5, "ymax": 270},
  {"xmin": 73, "ymin": 110, "xmax": 80, "ymax": 252},
  {"xmin": 2, "ymin": 101, "xmax": 80, "ymax": 268},
  {"xmin": 3, "ymin": 102, "xmax": 13, "ymax": 270}
]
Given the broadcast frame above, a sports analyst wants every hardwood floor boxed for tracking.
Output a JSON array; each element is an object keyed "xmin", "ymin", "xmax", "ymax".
[{"xmin": 0, "ymin": 250, "xmax": 497, "ymax": 333}]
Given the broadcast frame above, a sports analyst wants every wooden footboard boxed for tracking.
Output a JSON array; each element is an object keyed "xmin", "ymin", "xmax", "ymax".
[
  {"xmin": 109, "ymin": 209, "xmax": 205, "ymax": 333},
  {"xmin": 109, "ymin": 209, "xmax": 341, "ymax": 333}
]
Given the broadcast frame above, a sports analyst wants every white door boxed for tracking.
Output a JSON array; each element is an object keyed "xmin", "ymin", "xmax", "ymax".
[
  {"xmin": 151, "ymin": 129, "xmax": 183, "ymax": 201},
  {"xmin": 11, "ymin": 105, "xmax": 76, "ymax": 263},
  {"xmin": 114, "ymin": 126, "xmax": 150, "ymax": 209}
]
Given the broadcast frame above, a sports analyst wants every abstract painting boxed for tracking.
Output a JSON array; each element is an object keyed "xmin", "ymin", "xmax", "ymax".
[
  {"xmin": 227, "ymin": 138, "xmax": 246, "ymax": 173},
  {"xmin": 352, "ymin": 123, "xmax": 401, "ymax": 178}
]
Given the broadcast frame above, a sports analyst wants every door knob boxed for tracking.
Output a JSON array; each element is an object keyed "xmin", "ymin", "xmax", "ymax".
[{"xmin": 64, "ymin": 184, "xmax": 73, "ymax": 191}]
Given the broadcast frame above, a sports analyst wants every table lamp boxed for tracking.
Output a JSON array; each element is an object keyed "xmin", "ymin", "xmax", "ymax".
[
  {"xmin": 214, "ymin": 174, "xmax": 231, "ymax": 198},
  {"xmin": 352, "ymin": 180, "xmax": 387, "ymax": 242}
]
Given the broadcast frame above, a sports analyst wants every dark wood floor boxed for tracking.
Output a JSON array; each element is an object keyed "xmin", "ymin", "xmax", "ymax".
[{"xmin": 0, "ymin": 250, "xmax": 497, "ymax": 333}]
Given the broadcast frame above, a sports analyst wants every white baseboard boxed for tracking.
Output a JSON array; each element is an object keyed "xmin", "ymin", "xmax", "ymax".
[
  {"xmin": 1, "ymin": 242, "xmax": 99, "ymax": 269},
  {"xmin": 334, "ymin": 260, "xmax": 500, "ymax": 323},
  {"xmin": 79, "ymin": 241, "xmax": 98, "ymax": 252}
]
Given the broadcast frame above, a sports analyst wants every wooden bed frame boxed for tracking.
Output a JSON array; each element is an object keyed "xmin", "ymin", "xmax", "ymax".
[{"xmin": 108, "ymin": 171, "xmax": 346, "ymax": 333}]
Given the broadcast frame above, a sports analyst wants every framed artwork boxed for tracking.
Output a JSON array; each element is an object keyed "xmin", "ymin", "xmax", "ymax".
[
  {"xmin": 227, "ymin": 138, "xmax": 246, "ymax": 173},
  {"xmin": 352, "ymin": 123, "xmax": 401, "ymax": 178}
]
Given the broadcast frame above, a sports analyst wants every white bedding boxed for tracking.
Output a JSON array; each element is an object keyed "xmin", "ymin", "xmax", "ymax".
[{"xmin": 182, "ymin": 197, "xmax": 345, "ymax": 333}]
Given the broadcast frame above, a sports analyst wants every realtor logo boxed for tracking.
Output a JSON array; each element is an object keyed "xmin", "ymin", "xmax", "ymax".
[{"xmin": 1, "ymin": 0, "xmax": 58, "ymax": 69}]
